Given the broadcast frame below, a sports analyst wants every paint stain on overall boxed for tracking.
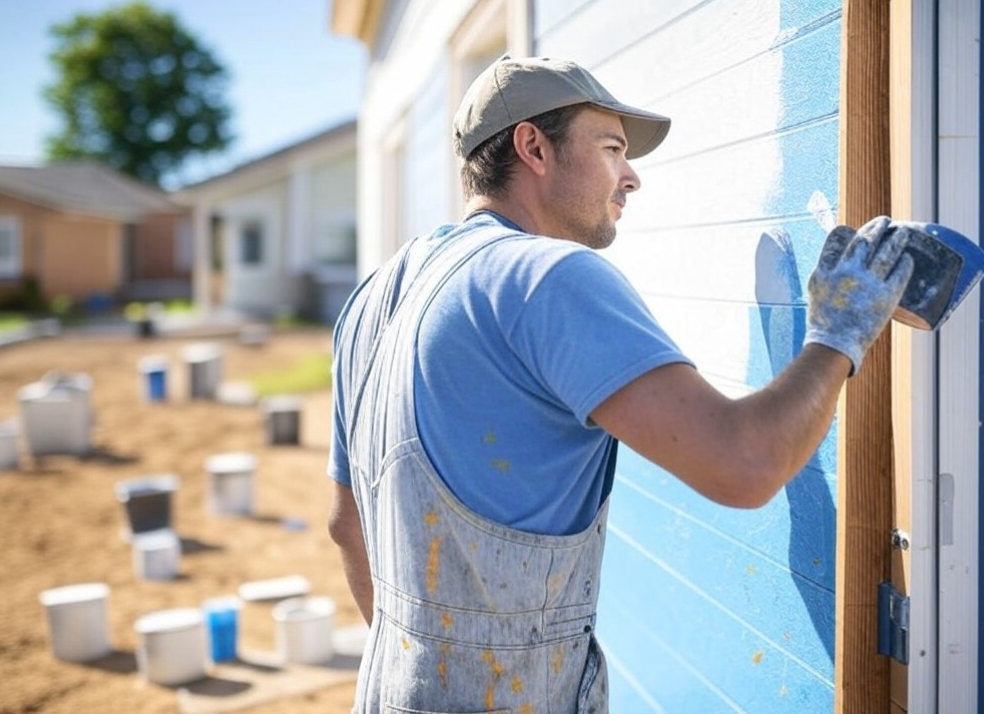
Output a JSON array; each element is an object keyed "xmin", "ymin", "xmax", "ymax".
[
  {"xmin": 481, "ymin": 650, "xmax": 505, "ymax": 710},
  {"xmin": 437, "ymin": 643, "xmax": 451, "ymax": 687},
  {"xmin": 483, "ymin": 431, "xmax": 498, "ymax": 444},
  {"xmin": 518, "ymin": 705, "xmax": 534, "ymax": 714},
  {"xmin": 401, "ymin": 637, "xmax": 411, "ymax": 651},
  {"xmin": 490, "ymin": 458, "xmax": 511, "ymax": 472},
  {"xmin": 752, "ymin": 650, "xmax": 764, "ymax": 664},
  {"xmin": 551, "ymin": 644, "xmax": 566, "ymax": 674},
  {"xmin": 511, "ymin": 675, "xmax": 524, "ymax": 693},
  {"xmin": 441, "ymin": 612, "xmax": 453, "ymax": 628},
  {"xmin": 426, "ymin": 537, "xmax": 441, "ymax": 594},
  {"xmin": 424, "ymin": 511, "xmax": 439, "ymax": 527}
]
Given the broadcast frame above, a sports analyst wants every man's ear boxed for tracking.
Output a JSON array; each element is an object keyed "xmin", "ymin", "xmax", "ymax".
[{"xmin": 513, "ymin": 121, "xmax": 551, "ymax": 176}]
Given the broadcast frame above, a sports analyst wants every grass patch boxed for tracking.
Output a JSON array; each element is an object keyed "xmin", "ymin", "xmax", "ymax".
[
  {"xmin": 246, "ymin": 353, "xmax": 332, "ymax": 397},
  {"xmin": 0, "ymin": 313, "xmax": 30, "ymax": 333}
]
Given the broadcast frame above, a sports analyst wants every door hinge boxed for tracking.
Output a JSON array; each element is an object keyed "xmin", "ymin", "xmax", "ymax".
[{"xmin": 878, "ymin": 581, "xmax": 910, "ymax": 665}]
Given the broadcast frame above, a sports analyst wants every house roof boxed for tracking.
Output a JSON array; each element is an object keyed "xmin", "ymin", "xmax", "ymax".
[
  {"xmin": 0, "ymin": 162, "xmax": 183, "ymax": 220},
  {"xmin": 175, "ymin": 118, "xmax": 357, "ymax": 194}
]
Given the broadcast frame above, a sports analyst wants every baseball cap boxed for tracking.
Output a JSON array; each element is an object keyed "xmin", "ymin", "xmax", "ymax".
[{"xmin": 452, "ymin": 55, "xmax": 671, "ymax": 160}]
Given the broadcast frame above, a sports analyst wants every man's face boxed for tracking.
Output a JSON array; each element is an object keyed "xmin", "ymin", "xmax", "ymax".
[{"xmin": 545, "ymin": 107, "xmax": 641, "ymax": 249}]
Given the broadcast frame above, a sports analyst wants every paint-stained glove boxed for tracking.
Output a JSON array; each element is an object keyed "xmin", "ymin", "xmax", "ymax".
[{"xmin": 804, "ymin": 216, "xmax": 915, "ymax": 376}]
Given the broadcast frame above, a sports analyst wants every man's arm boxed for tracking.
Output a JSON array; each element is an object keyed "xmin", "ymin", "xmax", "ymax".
[
  {"xmin": 592, "ymin": 216, "xmax": 915, "ymax": 509},
  {"xmin": 591, "ymin": 343, "xmax": 850, "ymax": 508},
  {"xmin": 327, "ymin": 481, "xmax": 374, "ymax": 624}
]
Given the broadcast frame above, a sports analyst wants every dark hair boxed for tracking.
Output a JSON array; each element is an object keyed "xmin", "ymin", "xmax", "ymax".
[{"xmin": 460, "ymin": 104, "xmax": 585, "ymax": 200}]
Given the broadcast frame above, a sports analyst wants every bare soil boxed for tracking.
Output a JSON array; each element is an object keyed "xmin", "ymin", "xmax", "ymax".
[{"xmin": 0, "ymin": 326, "xmax": 360, "ymax": 714}]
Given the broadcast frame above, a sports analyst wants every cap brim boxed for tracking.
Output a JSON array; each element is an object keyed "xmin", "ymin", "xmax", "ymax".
[{"xmin": 593, "ymin": 102, "xmax": 671, "ymax": 159}]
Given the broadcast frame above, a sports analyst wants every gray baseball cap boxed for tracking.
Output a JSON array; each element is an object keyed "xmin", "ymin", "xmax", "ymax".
[{"xmin": 452, "ymin": 55, "xmax": 671, "ymax": 160}]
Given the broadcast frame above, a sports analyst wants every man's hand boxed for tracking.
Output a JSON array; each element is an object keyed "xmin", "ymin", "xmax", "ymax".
[{"xmin": 804, "ymin": 216, "xmax": 915, "ymax": 375}]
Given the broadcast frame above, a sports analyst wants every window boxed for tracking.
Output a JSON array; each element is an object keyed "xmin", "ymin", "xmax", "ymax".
[
  {"xmin": 240, "ymin": 220, "xmax": 263, "ymax": 266},
  {"xmin": 0, "ymin": 216, "xmax": 21, "ymax": 278}
]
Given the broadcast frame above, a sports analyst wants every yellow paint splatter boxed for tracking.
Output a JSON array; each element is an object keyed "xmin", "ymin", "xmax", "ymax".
[
  {"xmin": 426, "ymin": 537, "xmax": 441, "ymax": 594},
  {"xmin": 485, "ymin": 685, "xmax": 496, "ymax": 710},
  {"xmin": 424, "ymin": 511, "xmax": 438, "ymax": 527},
  {"xmin": 752, "ymin": 650, "xmax": 764, "ymax": 664},
  {"xmin": 441, "ymin": 612, "xmax": 453, "ymax": 628},
  {"xmin": 483, "ymin": 431, "xmax": 498, "ymax": 444},
  {"xmin": 511, "ymin": 676, "xmax": 524, "ymax": 693},
  {"xmin": 437, "ymin": 660, "xmax": 447, "ymax": 680},
  {"xmin": 551, "ymin": 644, "xmax": 566, "ymax": 674},
  {"xmin": 746, "ymin": 564, "xmax": 757, "ymax": 575},
  {"xmin": 518, "ymin": 705, "xmax": 534, "ymax": 714},
  {"xmin": 401, "ymin": 637, "xmax": 411, "ymax": 650},
  {"xmin": 490, "ymin": 458, "xmax": 511, "ymax": 472}
]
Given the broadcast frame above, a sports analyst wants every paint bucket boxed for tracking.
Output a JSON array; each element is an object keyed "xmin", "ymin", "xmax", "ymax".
[
  {"xmin": 205, "ymin": 452, "xmax": 256, "ymax": 516},
  {"xmin": 38, "ymin": 582, "xmax": 111, "ymax": 662},
  {"xmin": 182, "ymin": 343, "xmax": 223, "ymax": 400},
  {"xmin": 889, "ymin": 222, "xmax": 984, "ymax": 330},
  {"xmin": 202, "ymin": 596, "xmax": 242, "ymax": 663},
  {"xmin": 115, "ymin": 474, "xmax": 179, "ymax": 539},
  {"xmin": 138, "ymin": 355, "xmax": 169, "ymax": 402},
  {"xmin": 134, "ymin": 608, "xmax": 207, "ymax": 685},
  {"xmin": 0, "ymin": 420, "xmax": 19, "ymax": 470},
  {"xmin": 262, "ymin": 396, "xmax": 303, "ymax": 445},
  {"xmin": 17, "ymin": 372, "xmax": 93, "ymax": 456},
  {"xmin": 272, "ymin": 596, "xmax": 336, "ymax": 665},
  {"xmin": 132, "ymin": 529, "xmax": 181, "ymax": 580}
]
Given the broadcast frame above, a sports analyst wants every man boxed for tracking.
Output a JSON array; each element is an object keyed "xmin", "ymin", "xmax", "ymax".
[{"xmin": 328, "ymin": 55, "xmax": 913, "ymax": 712}]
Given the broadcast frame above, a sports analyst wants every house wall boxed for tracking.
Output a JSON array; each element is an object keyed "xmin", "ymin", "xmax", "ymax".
[
  {"xmin": 132, "ymin": 213, "xmax": 190, "ymax": 280},
  {"xmin": 533, "ymin": 1, "xmax": 842, "ymax": 710},
  {"xmin": 0, "ymin": 192, "xmax": 121, "ymax": 301},
  {"xmin": 218, "ymin": 181, "xmax": 289, "ymax": 317}
]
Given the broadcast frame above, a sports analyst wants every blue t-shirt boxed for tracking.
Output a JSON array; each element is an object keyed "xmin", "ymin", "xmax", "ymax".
[{"xmin": 330, "ymin": 212, "xmax": 693, "ymax": 535}]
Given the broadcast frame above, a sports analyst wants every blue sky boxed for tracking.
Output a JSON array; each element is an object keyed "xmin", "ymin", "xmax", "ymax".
[{"xmin": 0, "ymin": 0, "xmax": 366, "ymax": 186}]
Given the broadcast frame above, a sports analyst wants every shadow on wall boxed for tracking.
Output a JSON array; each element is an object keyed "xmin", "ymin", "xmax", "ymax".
[{"xmin": 754, "ymin": 229, "xmax": 836, "ymax": 662}]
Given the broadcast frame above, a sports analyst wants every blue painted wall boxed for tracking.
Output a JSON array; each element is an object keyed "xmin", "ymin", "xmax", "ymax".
[{"xmin": 535, "ymin": 1, "xmax": 843, "ymax": 710}]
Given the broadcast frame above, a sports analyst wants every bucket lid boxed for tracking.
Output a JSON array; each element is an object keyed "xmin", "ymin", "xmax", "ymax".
[
  {"xmin": 261, "ymin": 395, "xmax": 304, "ymax": 412},
  {"xmin": 272, "ymin": 596, "xmax": 337, "ymax": 622},
  {"xmin": 182, "ymin": 343, "xmax": 222, "ymax": 362},
  {"xmin": 39, "ymin": 582, "xmax": 109, "ymax": 607},
  {"xmin": 132, "ymin": 529, "xmax": 180, "ymax": 550},
  {"xmin": 138, "ymin": 355, "xmax": 169, "ymax": 371},
  {"xmin": 135, "ymin": 607, "xmax": 203, "ymax": 634},
  {"xmin": 115, "ymin": 473, "xmax": 180, "ymax": 500},
  {"xmin": 205, "ymin": 452, "xmax": 257, "ymax": 474}
]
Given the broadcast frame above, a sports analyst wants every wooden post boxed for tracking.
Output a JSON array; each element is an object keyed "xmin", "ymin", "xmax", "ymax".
[{"xmin": 834, "ymin": 1, "xmax": 894, "ymax": 713}]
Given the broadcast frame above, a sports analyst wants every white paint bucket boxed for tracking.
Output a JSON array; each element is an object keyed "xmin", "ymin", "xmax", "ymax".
[
  {"xmin": 205, "ymin": 452, "xmax": 256, "ymax": 516},
  {"xmin": 38, "ymin": 582, "xmax": 111, "ymax": 662},
  {"xmin": 132, "ymin": 529, "xmax": 181, "ymax": 580},
  {"xmin": 114, "ymin": 474, "xmax": 179, "ymax": 539},
  {"xmin": 0, "ymin": 420, "xmax": 18, "ymax": 469},
  {"xmin": 134, "ymin": 608, "xmax": 207, "ymax": 685},
  {"xmin": 261, "ymin": 395, "xmax": 303, "ymax": 445},
  {"xmin": 182, "ymin": 343, "xmax": 223, "ymax": 400},
  {"xmin": 272, "ymin": 596, "xmax": 336, "ymax": 665}
]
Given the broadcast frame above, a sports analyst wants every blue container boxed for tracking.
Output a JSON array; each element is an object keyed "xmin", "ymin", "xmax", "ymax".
[
  {"xmin": 138, "ymin": 356, "xmax": 168, "ymax": 402},
  {"xmin": 203, "ymin": 597, "xmax": 241, "ymax": 663}
]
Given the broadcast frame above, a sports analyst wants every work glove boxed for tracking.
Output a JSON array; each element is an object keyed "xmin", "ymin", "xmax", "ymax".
[{"xmin": 804, "ymin": 216, "xmax": 915, "ymax": 376}]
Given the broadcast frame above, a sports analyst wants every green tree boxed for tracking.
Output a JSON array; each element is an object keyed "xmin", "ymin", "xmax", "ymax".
[{"xmin": 43, "ymin": 2, "xmax": 233, "ymax": 187}]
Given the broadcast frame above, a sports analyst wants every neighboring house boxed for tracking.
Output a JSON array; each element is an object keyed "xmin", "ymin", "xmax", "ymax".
[
  {"xmin": 0, "ymin": 162, "xmax": 190, "ymax": 307},
  {"xmin": 333, "ymin": 1, "xmax": 980, "ymax": 713},
  {"xmin": 172, "ymin": 119, "xmax": 358, "ymax": 324}
]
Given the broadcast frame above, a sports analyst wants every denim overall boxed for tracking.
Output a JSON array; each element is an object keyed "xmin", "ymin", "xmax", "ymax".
[{"xmin": 343, "ymin": 222, "xmax": 611, "ymax": 714}]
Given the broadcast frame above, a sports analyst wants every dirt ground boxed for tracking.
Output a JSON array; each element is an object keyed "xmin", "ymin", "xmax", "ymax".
[{"xmin": 0, "ymin": 325, "xmax": 361, "ymax": 714}]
